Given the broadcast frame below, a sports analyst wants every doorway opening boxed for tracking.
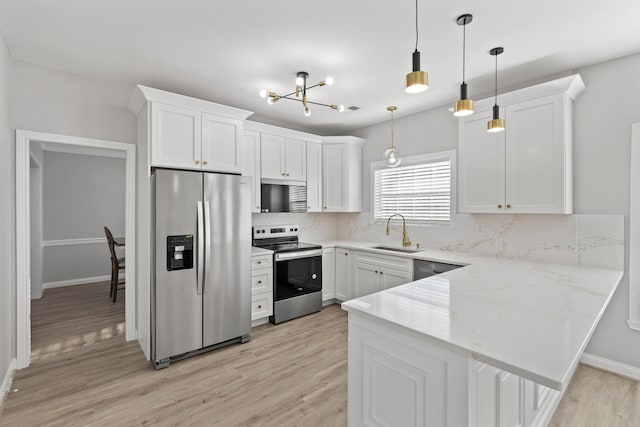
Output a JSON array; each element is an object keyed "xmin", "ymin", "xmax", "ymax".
[{"xmin": 16, "ymin": 130, "xmax": 136, "ymax": 369}]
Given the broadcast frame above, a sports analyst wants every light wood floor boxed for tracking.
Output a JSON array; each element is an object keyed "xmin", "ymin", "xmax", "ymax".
[{"xmin": 1, "ymin": 282, "xmax": 638, "ymax": 426}]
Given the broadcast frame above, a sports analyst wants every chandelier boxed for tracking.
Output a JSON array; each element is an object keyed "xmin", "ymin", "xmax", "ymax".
[{"xmin": 260, "ymin": 71, "xmax": 345, "ymax": 117}]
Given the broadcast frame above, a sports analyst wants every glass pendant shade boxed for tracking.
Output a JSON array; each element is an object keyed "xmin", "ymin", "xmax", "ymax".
[
  {"xmin": 384, "ymin": 106, "xmax": 401, "ymax": 167},
  {"xmin": 384, "ymin": 148, "xmax": 402, "ymax": 167}
]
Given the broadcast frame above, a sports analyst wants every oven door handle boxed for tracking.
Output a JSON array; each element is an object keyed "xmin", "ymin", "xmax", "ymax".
[{"xmin": 275, "ymin": 249, "xmax": 323, "ymax": 261}]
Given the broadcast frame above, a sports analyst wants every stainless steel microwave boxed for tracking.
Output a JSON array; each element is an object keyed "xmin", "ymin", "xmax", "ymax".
[{"xmin": 260, "ymin": 180, "xmax": 307, "ymax": 213}]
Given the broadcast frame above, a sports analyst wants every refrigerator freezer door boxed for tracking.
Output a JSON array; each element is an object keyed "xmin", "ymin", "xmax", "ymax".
[
  {"xmin": 202, "ymin": 173, "xmax": 251, "ymax": 347},
  {"xmin": 153, "ymin": 169, "xmax": 203, "ymax": 361}
]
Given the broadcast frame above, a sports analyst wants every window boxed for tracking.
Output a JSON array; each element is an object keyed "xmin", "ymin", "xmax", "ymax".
[{"xmin": 372, "ymin": 151, "xmax": 455, "ymax": 226}]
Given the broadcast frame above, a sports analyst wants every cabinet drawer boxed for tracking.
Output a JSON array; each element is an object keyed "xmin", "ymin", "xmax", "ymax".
[
  {"xmin": 251, "ymin": 293, "xmax": 273, "ymax": 320},
  {"xmin": 251, "ymin": 270, "xmax": 272, "ymax": 295},
  {"xmin": 354, "ymin": 250, "xmax": 413, "ymax": 273},
  {"xmin": 251, "ymin": 255, "xmax": 272, "ymax": 269}
]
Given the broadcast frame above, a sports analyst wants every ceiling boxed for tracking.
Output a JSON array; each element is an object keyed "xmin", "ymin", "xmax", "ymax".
[{"xmin": 1, "ymin": 0, "xmax": 639, "ymax": 135}]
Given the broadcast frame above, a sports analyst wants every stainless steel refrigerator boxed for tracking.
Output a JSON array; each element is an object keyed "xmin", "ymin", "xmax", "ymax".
[{"xmin": 151, "ymin": 168, "xmax": 251, "ymax": 369}]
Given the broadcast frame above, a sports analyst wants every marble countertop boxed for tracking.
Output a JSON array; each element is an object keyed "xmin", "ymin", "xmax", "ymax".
[
  {"xmin": 251, "ymin": 246, "xmax": 273, "ymax": 256},
  {"xmin": 325, "ymin": 240, "xmax": 622, "ymax": 391}
]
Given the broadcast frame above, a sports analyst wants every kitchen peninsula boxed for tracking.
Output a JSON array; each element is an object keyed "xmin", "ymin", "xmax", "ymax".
[{"xmin": 341, "ymin": 252, "xmax": 622, "ymax": 427}]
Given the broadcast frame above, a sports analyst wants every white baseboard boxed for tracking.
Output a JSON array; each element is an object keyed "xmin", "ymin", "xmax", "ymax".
[
  {"xmin": 581, "ymin": 352, "xmax": 640, "ymax": 381},
  {"xmin": 627, "ymin": 319, "xmax": 640, "ymax": 331},
  {"xmin": 43, "ymin": 273, "xmax": 124, "ymax": 290},
  {"xmin": 1, "ymin": 358, "xmax": 16, "ymax": 406}
]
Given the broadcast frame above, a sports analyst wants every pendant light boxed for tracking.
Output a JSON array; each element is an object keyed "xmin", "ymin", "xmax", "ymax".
[
  {"xmin": 405, "ymin": 0, "xmax": 428, "ymax": 94},
  {"xmin": 453, "ymin": 14, "xmax": 474, "ymax": 117},
  {"xmin": 487, "ymin": 47, "xmax": 505, "ymax": 132},
  {"xmin": 383, "ymin": 106, "xmax": 402, "ymax": 167}
]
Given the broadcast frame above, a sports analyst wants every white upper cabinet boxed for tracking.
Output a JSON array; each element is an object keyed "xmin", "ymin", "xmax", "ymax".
[
  {"xmin": 458, "ymin": 74, "xmax": 584, "ymax": 214},
  {"xmin": 306, "ymin": 141, "xmax": 322, "ymax": 212},
  {"xmin": 241, "ymin": 130, "xmax": 261, "ymax": 213},
  {"xmin": 284, "ymin": 138, "xmax": 306, "ymax": 181},
  {"xmin": 151, "ymin": 103, "xmax": 202, "ymax": 170},
  {"xmin": 131, "ymin": 86, "xmax": 253, "ymax": 172},
  {"xmin": 201, "ymin": 112, "xmax": 243, "ymax": 173},
  {"xmin": 322, "ymin": 136, "xmax": 365, "ymax": 212},
  {"xmin": 260, "ymin": 133, "xmax": 285, "ymax": 180},
  {"xmin": 260, "ymin": 133, "xmax": 307, "ymax": 181}
]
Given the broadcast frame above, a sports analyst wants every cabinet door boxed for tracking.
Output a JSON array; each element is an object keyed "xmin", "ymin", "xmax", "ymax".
[
  {"xmin": 151, "ymin": 103, "xmax": 201, "ymax": 170},
  {"xmin": 458, "ymin": 108, "xmax": 506, "ymax": 213},
  {"xmin": 284, "ymin": 138, "xmax": 307, "ymax": 181},
  {"xmin": 335, "ymin": 248, "xmax": 351, "ymax": 301},
  {"xmin": 353, "ymin": 262, "xmax": 382, "ymax": 298},
  {"xmin": 497, "ymin": 371, "xmax": 522, "ymax": 427},
  {"xmin": 260, "ymin": 133, "xmax": 285, "ymax": 179},
  {"xmin": 505, "ymin": 93, "xmax": 570, "ymax": 214},
  {"xmin": 322, "ymin": 144, "xmax": 347, "ymax": 211},
  {"xmin": 380, "ymin": 267, "xmax": 413, "ymax": 290},
  {"xmin": 242, "ymin": 130, "xmax": 261, "ymax": 213},
  {"xmin": 322, "ymin": 248, "xmax": 336, "ymax": 301},
  {"xmin": 306, "ymin": 142, "xmax": 322, "ymax": 212},
  {"xmin": 201, "ymin": 113, "xmax": 242, "ymax": 173}
]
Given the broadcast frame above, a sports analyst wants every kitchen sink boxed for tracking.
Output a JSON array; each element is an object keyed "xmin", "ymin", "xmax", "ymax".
[{"xmin": 371, "ymin": 245, "xmax": 422, "ymax": 254}]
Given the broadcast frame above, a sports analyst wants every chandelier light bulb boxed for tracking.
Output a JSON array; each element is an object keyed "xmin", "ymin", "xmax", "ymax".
[
  {"xmin": 295, "ymin": 76, "xmax": 304, "ymax": 87},
  {"xmin": 259, "ymin": 89, "xmax": 267, "ymax": 98},
  {"xmin": 325, "ymin": 76, "xmax": 334, "ymax": 86},
  {"xmin": 267, "ymin": 97, "xmax": 275, "ymax": 105},
  {"xmin": 338, "ymin": 104, "xmax": 345, "ymax": 112}
]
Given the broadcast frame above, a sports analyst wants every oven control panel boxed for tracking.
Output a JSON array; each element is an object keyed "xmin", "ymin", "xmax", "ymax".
[{"xmin": 253, "ymin": 224, "xmax": 299, "ymax": 239}]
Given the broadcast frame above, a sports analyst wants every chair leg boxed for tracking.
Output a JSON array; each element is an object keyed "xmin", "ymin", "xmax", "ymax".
[{"xmin": 110, "ymin": 262, "xmax": 117, "ymax": 299}]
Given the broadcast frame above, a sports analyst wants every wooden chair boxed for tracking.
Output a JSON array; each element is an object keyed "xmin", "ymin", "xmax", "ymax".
[{"xmin": 104, "ymin": 226, "xmax": 125, "ymax": 302}]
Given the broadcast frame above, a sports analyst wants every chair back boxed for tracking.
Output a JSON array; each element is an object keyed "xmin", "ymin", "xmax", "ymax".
[{"xmin": 104, "ymin": 226, "xmax": 118, "ymax": 260}]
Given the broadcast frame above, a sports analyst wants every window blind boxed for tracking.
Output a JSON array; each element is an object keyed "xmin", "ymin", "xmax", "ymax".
[{"xmin": 374, "ymin": 159, "xmax": 451, "ymax": 224}]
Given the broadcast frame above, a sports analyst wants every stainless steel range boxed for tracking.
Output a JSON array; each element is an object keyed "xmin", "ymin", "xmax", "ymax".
[{"xmin": 252, "ymin": 225, "xmax": 322, "ymax": 324}]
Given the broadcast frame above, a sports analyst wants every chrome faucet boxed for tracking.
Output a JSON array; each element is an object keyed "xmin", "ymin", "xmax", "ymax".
[{"xmin": 385, "ymin": 214, "xmax": 411, "ymax": 248}]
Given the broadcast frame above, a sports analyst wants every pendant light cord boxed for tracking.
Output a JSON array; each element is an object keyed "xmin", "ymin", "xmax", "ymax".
[
  {"xmin": 414, "ymin": 0, "xmax": 419, "ymax": 52},
  {"xmin": 391, "ymin": 109, "xmax": 395, "ymax": 149},
  {"xmin": 462, "ymin": 23, "xmax": 466, "ymax": 83},
  {"xmin": 494, "ymin": 53, "xmax": 498, "ymax": 105}
]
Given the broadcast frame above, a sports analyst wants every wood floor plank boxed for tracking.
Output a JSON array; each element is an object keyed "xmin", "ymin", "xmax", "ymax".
[{"xmin": 0, "ymin": 282, "xmax": 637, "ymax": 426}]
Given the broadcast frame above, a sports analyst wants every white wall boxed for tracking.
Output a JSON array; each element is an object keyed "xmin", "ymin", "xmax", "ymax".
[
  {"xmin": 346, "ymin": 52, "xmax": 640, "ymax": 369},
  {"xmin": 40, "ymin": 151, "xmax": 125, "ymax": 288},
  {"xmin": 0, "ymin": 31, "xmax": 15, "ymax": 395},
  {"xmin": 11, "ymin": 60, "xmax": 136, "ymax": 143}
]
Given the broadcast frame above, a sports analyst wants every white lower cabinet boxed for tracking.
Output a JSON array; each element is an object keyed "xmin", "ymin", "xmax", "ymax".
[
  {"xmin": 322, "ymin": 248, "xmax": 335, "ymax": 301},
  {"xmin": 352, "ymin": 250, "xmax": 414, "ymax": 298},
  {"xmin": 251, "ymin": 253, "xmax": 273, "ymax": 321},
  {"xmin": 335, "ymin": 248, "xmax": 351, "ymax": 301},
  {"xmin": 348, "ymin": 311, "xmax": 562, "ymax": 427}
]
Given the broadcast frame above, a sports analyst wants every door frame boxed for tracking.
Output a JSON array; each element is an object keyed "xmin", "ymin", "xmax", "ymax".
[{"xmin": 15, "ymin": 130, "xmax": 137, "ymax": 369}]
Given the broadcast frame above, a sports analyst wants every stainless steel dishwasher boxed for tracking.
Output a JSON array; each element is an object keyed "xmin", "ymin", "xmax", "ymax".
[{"xmin": 413, "ymin": 259, "xmax": 463, "ymax": 280}]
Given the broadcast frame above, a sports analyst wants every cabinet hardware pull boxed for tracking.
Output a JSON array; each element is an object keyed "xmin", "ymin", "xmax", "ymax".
[
  {"xmin": 506, "ymin": 204, "xmax": 511, "ymax": 209},
  {"xmin": 257, "ymin": 261, "xmax": 262, "ymax": 264},
  {"xmin": 257, "ymin": 280, "xmax": 262, "ymax": 284},
  {"xmin": 256, "ymin": 205, "xmax": 260, "ymax": 209},
  {"xmin": 195, "ymin": 160, "xmax": 201, "ymax": 165},
  {"xmin": 324, "ymin": 206, "xmax": 327, "ymax": 209},
  {"xmin": 380, "ymin": 271, "xmax": 384, "ymax": 275},
  {"xmin": 203, "ymin": 161, "xmax": 208, "ymax": 165},
  {"xmin": 375, "ymin": 270, "xmax": 378, "ymax": 274},
  {"xmin": 258, "ymin": 305, "xmax": 262, "ymax": 309},
  {"xmin": 497, "ymin": 204, "xmax": 502, "ymax": 208},
  {"xmin": 287, "ymin": 173, "xmax": 290, "ymax": 176}
]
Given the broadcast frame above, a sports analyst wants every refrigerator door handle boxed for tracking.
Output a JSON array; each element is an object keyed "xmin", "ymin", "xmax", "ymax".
[
  {"xmin": 203, "ymin": 201, "xmax": 212, "ymax": 294},
  {"xmin": 197, "ymin": 200, "xmax": 204, "ymax": 295}
]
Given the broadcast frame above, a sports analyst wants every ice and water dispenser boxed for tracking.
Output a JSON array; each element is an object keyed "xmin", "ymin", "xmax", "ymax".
[{"xmin": 166, "ymin": 235, "xmax": 194, "ymax": 271}]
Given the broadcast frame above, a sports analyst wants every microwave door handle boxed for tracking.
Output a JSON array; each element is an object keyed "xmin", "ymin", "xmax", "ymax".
[
  {"xmin": 196, "ymin": 201, "xmax": 204, "ymax": 295},
  {"xmin": 203, "ymin": 201, "xmax": 212, "ymax": 294}
]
